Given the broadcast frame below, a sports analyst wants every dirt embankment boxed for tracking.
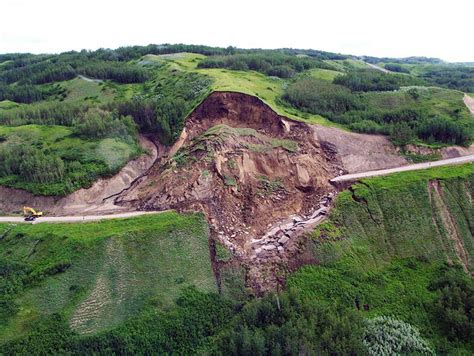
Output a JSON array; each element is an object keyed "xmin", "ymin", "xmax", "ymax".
[
  {"xmin": 116, "ymin": 92, "xmax": 415, "ymax": 292},
  {"xmin": 0, "ymin": 135, "xmax": 159, "ymax": 216},
  {"xmin": 315, "ymin": 126, "xmax": 408, "ymax": 173},
  {"xmin": 428, "ymin": 180, "xmax": 472, "ymax": 274},
  {"xmin": 464, "ymin": 94, "xmax": 474, "ymax": 115}
]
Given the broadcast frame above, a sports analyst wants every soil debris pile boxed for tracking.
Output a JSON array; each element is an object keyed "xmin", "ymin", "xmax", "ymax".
[{"xmin": 117, "ymin": 92, "xmax": 342, "ymax": 292}]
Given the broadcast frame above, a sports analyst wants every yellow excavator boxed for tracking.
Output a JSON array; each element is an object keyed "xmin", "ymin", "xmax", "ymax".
[{"xmin": 23, "ymin": 206, "xmax": 43, "ymax": 221}]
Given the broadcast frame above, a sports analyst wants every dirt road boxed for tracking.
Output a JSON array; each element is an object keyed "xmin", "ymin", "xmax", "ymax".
[
  {"xmin": 464, "ymin": 94, "xmax": 474, "ymax": 115},
  {"xmin": 364, "ymin": 62, "xmax": 391, "ymax": 73},
  {"xmin": 331, "ymin": 154, "xmax": 474, "ymax": 182},
  {"xmin": 0, "ymin": 211, "xmax": 163, "ymax": 224}
]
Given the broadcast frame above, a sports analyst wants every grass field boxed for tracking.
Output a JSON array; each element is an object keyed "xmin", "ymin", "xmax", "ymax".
[
  {"xmin": 289, "ymin": 164, "xmax": 474, "ymax": 352},
  {"xmin": 307, "ymin": 68, "xmax": 343, "ymax": 81},
  {"xmin": 60, "ymin": 77, "xmax": 115, "ymax": 103},
  {"xmin": 148, "ymin": 53, "xmax": 340, "ymax": 127},
  {"xmin": 0, "ymin": 100, "xmax": 20, "ymax": 110},
  {"xmin": 0, "ymin": 212, "xmax": 216, "ymax": 340}
]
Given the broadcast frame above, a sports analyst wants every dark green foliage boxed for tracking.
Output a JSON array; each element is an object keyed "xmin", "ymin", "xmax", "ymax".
[
  {"xmin": 0, "ymin": 259, "xmax": 30, "ymax": 325},
  {"xmin": 0, "ymin": 84, "xmax": 45, "ymax": 103},
  {"xmin": 73, "ymin": 108, "xmax": 136, "ymax": 140},
  {"xmin": 0, "ymin": 101, "xmax": 91, "ymax": 126},
  {"xmin": 283, "ymin": 77, "xmax": 472, "ymax": 145},
  {"xmin": 429, "ymin": 268, "xmax": 474, "ymax": 344},
  {"xmin": 198, "ymin": 53, "xmax": 335, "ymax": 78},
  {"xmin": 71, "ymin": 289, "xmax": 234, "ymax": 355},
  {"xmin": 216, "ymin": 292, "xmax": 365, "ymax": 355},
  {"xmin": 76, "ymin": 61, "xmax": 150, "ymax": 83},
  {"xmin": 417, "ymin": 117, "xmax": 471, "ymax": 145},
  {"xmin": 0, "ymin": 144, "xmax": 65, "ymax": 184},
  {"xmin": 384, "ymin": 63, "xmax": 410, "ymax": 73},
  {"xmin": 114, "ymin": 71, "xmax": 212, "ymax": 144},
  {"xmin": 390, "ymin": 121, "xmax": 416, "ymax": 145},
  {"xmin": 333, "ymin": 69, "xmax": 423, "ymax": 91},
  {"xmin": 283, "ymin": 77, "xmax": 361, "ymax": 114},
  {"xmin": 422, "ymin": 66, "xmax": 474, "ymax": 92}
]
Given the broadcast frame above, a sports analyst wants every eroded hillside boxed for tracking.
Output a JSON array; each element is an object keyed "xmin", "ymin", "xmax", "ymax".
[{"xmin": 115, "ymin": 92, "xmax": 411, "ymax": 291}]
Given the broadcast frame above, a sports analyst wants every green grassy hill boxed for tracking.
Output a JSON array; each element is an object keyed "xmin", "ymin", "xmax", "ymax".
[
  {"xmin": 290, "ymin": 164, "xmax": 474, "ymax": 353},
  {"xmin": 0, "ymin": 212, "xmax": 216, "ymax": 341},
  {"xmin": 0, "ymin": 45, "xmax": 473, "ymax": 195},
  {"xmin": 1, "ymin": 165, "xmax": 472, "ymax": 354}
]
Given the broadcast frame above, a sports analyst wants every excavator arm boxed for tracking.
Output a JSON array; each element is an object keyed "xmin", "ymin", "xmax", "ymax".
[{"xmin": 23, "ymin": 206, "xmax": 43, "ymax": 218}]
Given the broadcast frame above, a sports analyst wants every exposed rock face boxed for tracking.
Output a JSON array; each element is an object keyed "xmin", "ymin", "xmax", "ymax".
[{"xmin": 117, "ymin": 92, "xmax": 343, "ymax": 292}]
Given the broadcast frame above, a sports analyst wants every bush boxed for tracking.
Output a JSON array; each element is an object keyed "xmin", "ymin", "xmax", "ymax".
[
  {"xmin": 417, "ymin": 117, "xmax": 470, "ymax": 145},
  {"xmin": 283, "ymin": 77, "xmax": 362, "ymax": 115},
  {"xmin": 198, "ymin": 53, "xmax": 334, "ymax": 78},
  {"xmin": 73, "ymin": 108, "xmax": 136, "ymax": 140},
  {"xmin": 429, "ymin": 269, "xmax": 474, "ymax": 343},
  {"xmin": 334, "ymin": 69, "xmax": 423, "ymax": 92},
  {"xmin": 363, "ymin": 316, "xmax": 434, "ymax": 355},
  {"xmin": 217, "ymin": 292, "xmax": 366, "ymax": 355}
]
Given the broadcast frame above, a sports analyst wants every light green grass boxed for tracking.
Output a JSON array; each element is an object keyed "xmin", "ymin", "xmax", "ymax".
[
  {"xmin": 60, "ymin": 77, "xmax": 115, "ymax": 103},
  {"xmin": 0, "ymin": 212, "xmax": 216, "ymax": 340},
  {"xmin": 308, "ymin": 68, "xmax": 343, "ymax": 81},
  {"xmin": 469, "ymin": 93, "xmax": 474, "ymax": 98},
  {"xmin": 0, "ymin": 100, "xmax": 20, "ymax": 110},
  {"xmin": 96, "ymin": 138, "xmax": 134, "ymax": 170},
  {"xmin": 148, "ymin": 53, "xmax": 340, "ymax": 127},
  {"xmin": 323, "ymin": 58, "xmax": 370, "ymax": 71}
]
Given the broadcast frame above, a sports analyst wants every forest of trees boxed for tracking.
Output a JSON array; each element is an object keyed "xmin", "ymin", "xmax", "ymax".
[
  {"xmin": 197, "ymin": 53, "xmax": 336, "ymax": 78},
  {"xmin": 421, "ymin": 66, "xmax": 474, "ymax": 92},
  {"xmin": 333, "ymin": 69, "xmax": 423, "ymax": 91},
  {"xmin": 1, "ymin": 266, "xmax": 471, "ymax": 354},
  {"xmin": 383, "ymin": 63, "xmax": 410, "ymax": 73},
  {"xmin": 283, "ymin": 76, "xmax": 472, "ymax": 145}
]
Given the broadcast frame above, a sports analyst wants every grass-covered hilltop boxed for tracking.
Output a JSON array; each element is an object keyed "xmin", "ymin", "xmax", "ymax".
[
  {"xmin": 0, "ymin": 44, "xmax": 473, "ymax": 354},
  {"xmin": 0, "ymin": 44, "xmax": 473, "ymax": 195}
]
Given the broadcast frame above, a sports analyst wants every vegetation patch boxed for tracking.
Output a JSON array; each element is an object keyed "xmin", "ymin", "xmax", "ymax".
[
  {"xmin": 0, "ymin": 212, "xmax": 216, "ymax": 341},
  {"xmin": 289, "ymin": 164, "xmax": 474, "ymax": 353},
  {"xmin": 0, "ymin": 121, "xmax": 139, "ymax": 195}
]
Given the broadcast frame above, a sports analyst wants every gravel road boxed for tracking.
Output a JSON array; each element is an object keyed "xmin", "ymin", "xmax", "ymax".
[
  {"xmin": 331, "ymin": 155, "xmax": 474, "ymax": 182},
  {"xmin": 0, "ymin": 211, "xmax": 163, "ymax": 224}
]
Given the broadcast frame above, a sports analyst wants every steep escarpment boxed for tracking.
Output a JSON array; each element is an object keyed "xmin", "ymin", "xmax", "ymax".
[{"xmin": 117, "ymin": 92, "xmax": 343, "ymax": 291}]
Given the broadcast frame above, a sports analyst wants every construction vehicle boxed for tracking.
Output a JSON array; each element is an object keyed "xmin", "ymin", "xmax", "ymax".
[{"xmin": 23, "ymin": 206, "xmax": 43, "ymax": 221}]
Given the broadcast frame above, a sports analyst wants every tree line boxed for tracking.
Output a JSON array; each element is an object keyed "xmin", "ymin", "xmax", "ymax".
[
  {"xmin": 2, "ymin": 266, "xmax": 471, "ymax": 354},
  {"xmin": 197, "ymin": 53, "xmax": 336, "ymax": 78},
  {"xmin": 283, "ymin": 76, "xmax": 472, "ymax": 145}
]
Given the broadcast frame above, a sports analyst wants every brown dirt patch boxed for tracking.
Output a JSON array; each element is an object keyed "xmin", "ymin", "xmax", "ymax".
[
  {"xmin": 117, "ymin": 92, "xmax": 343, "ymax": 292},
  {"xmin": 314, "ymin": 125, "xmax": 408, "ymax": 173}
]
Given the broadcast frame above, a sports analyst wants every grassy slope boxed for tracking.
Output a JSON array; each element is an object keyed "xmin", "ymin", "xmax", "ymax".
[
  {"xmin": 60, "ymin": 77, "xmax": 115, "ymax": 103},
  {"xmin": 0, "ymin": 212, "xmax": 216, "ymax": 341},
  {"xmin": 144, "ymin": 53, "xmax": 340, "ymax": 127},
  {"xmin": 0, "ymin": 100, "xmax": 19, "ymax": 110},
  {"xmin": 289, "ymin": 164, "xmax": 474, "ymax": 352}
]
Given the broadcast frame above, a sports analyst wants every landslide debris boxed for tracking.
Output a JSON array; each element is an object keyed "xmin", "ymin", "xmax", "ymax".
[{"xmin": 117, "ymin": 92, "xmax": 342, "ymax": 292}]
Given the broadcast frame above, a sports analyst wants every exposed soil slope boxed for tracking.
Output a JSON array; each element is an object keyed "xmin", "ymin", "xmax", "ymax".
[
  {"xmin": 315, "ymin": 126, "xmax": 407, "ymax": 173},
  {"xmin": 464, "ymin": 93, "xmax": 474, "ymax": 115},
  {"xmin": 0, "ymin": 135, "xmax": 159, "ymax": 215},
  {"xmin": 119, "ymin": 92, "xmax": 340, "ymax": 242},
  {"xmin": 116, "ymin": 92, "xmax": 413, "ymax": 292}
]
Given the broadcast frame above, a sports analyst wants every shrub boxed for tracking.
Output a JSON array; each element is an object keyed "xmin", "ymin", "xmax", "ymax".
[
  {"xmin": 363, "ymin": 316, "xmax": 434, "ymax": 355},
  {"xmin": 429, "ymin": 269, "xmax": 474, "ymax": 343},
  {"xmin": 334, "ymin": 69, "xmax": 423, "ymax": 92}
]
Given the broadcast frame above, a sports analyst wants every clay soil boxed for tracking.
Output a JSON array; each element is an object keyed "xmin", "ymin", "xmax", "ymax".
[{"xmin": 116, "ymin": 92, "xmax": 413, "ymax": 292}]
